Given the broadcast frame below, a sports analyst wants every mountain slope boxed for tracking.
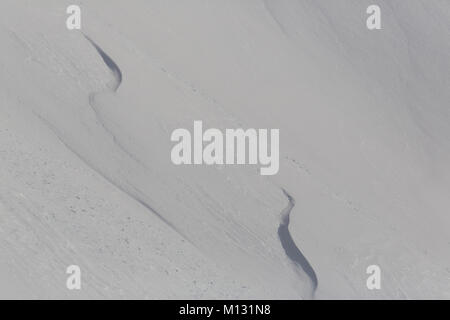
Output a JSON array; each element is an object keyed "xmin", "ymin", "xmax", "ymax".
[{"xmin": 0, "ymin": 0, "xmax": 449, "ymax": 299}]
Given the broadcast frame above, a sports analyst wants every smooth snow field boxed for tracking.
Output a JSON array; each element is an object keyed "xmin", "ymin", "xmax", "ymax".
[{"xmin": 0, "ymin": 0, "xmax": 449, "ymax": 299}]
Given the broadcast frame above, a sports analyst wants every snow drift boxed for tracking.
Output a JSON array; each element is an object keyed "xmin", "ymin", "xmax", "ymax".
[{"xmin": 0, "ymin": 0, "xmax": 449, "ymax": 299}]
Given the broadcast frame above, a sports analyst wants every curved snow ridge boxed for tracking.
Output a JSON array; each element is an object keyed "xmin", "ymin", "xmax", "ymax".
[
  {"xmin": 84, "ymin": 34, "xmax": 122, "ymax": 91},
  {"xmin": 83, "ymin": 34, "xmax": 144, "ymax": 166},
  {"xmin": 278, "ymin": 189, "xmax": 318, "ymax": 298},
  {"xmin": 79, "ymin": 35, "xmax": 194, "ymax": 245}
]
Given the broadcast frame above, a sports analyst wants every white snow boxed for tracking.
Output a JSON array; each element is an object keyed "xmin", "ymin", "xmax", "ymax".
[{"xmin": 0, "ymin": 0, "xmax": 449, "ymax": 299}]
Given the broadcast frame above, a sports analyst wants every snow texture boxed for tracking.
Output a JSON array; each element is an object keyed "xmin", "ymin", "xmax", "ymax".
[{"xmin": 0, "ymin": 0, "xmax": 449, "ymax": 299}]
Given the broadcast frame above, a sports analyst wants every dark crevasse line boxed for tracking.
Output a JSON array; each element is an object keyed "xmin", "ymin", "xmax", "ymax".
[{"xmin": 278, "ymin": 189, "xmax": 318, "ymax": 298}]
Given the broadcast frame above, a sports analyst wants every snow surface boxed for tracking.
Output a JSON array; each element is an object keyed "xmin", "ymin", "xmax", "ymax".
[{"xmin": 0, "ymin": 0, "xmax": 449, "ymax": 299}]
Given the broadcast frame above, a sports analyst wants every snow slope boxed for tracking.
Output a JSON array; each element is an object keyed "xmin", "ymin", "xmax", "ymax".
[{"xmin": 1, "ymin": 0, "xmax": 449, "ymax": 299}]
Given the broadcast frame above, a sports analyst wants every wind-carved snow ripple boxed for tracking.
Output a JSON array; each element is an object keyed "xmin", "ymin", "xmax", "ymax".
[
  {"xmin": 83, "ymin": 35, "xmax": 142, "ymax": 164},
  {"xmin": 82, "ymin": 35, "xmax": 191, "ymax": 243},
  {"xmin": 83, "ymin": 36, "xmax": 319, "ymax": 294},
  {"xmin": 84, "ymin": 35, "xmax": 122, "ymax": 91},
  {"xmin": 278, "ymin": 189, "xmax": 318, "ymax": 298}
]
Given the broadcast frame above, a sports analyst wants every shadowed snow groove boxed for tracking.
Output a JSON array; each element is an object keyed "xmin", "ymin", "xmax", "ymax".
[
  {"xmin": 84, "ymin": 34, "xmax": 135, "ymax": 160},
  {"xmin": 278, "ymin": 189, "xmax": 318, "ymax": 298},
  {"xmin": 84, "ymin": 34, "xmax": 122, "ymax": 91},
  {"xmin": 75, "ymin": 35, "xmax": 194, "ymax": 245},
  {"xmin": 83, "ymin": 35, "xmax": 147, "ymax": 166}
]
